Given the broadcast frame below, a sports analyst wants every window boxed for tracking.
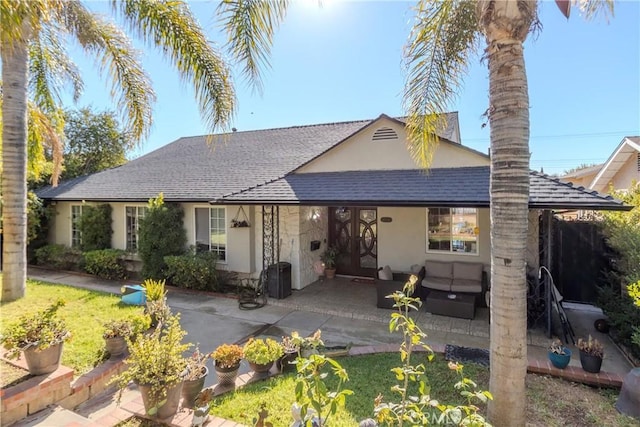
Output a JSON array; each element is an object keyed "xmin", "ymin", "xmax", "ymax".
[
  {"xmin": 195, "ymin": 207, "xmax": 227, "ymax": 261},
  {"xmin": 71, "ymin": 205, "xmax": 83, "ymax": 248},
  {"xmin": 125, "ymin": 206, "xmax": 148, "ymax": 252},
  {"xmin": 427, "ymin": 208, "xmax": 478, "ymax": 254}
]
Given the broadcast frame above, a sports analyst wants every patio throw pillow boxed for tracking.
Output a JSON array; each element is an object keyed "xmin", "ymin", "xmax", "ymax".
[{"xmin": 378, "ymin": 265, "xmax": 393, "ymax": 280}]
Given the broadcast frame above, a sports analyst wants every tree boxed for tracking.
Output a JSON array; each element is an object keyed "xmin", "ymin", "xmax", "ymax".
[
  {"xmin": 403, "ymin": 1, "xmax": 612, "ymax": 424},
  {"xmin": 62, "ymin": 108, "xmax": 131, "ymax": 180},
  {"xmin": 138, "ymin": 194, "xmax": 187, "ymax": 280},
  {"xmin": 1, "ymin": 0, "xmax": 286, "ymax": 301}
]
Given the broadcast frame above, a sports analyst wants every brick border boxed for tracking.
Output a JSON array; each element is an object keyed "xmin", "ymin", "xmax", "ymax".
[{"xmin": 1, "ymin": 350, "xmax": 127, "ymax": 426}]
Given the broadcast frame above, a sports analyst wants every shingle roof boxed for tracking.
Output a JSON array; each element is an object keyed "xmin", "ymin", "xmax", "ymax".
[
  {"xmin": 36, "ymin": 113, "xmax": 461, "ymax": 202},
  {"xmin": 220, "ymin": 167, "xmax": 629, "ymax": 210},
  {"xmin": 37, "ymin": 119, "xmax": 373, "ymax": 201}
]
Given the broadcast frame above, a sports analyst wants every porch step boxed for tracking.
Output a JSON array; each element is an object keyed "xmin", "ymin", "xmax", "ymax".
[{"xmin": 13, "ymin": 405, "xmax": 99, "ymax": 427}]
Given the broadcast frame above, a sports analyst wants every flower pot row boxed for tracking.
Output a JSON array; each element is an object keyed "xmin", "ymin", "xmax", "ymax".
[{"xmin": 547, "ymin": 336, "xmax": 604, "ymax": 373}]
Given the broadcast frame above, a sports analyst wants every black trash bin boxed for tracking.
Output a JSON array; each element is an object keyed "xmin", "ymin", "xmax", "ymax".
[{"xmin": 267, "ymin": 262, "xmax": 292, "ymax": 299}]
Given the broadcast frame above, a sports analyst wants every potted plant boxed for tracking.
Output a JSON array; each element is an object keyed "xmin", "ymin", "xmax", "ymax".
[
  {"xmin": 278, "ymin": 335, "xmax": 300, "ymax": 372},
  {"xmin": 290, "ymin": 330, "xmax": 324, "ymax": 358},
  {"xmin": 243, "ymin": 337, "xmax": 284, "ymax": 373},
  {"xmin": 143, "ymin": 278, "xmax": 170, "ymax": 327},
  {"xmin": 181, "ymin": 346, "xmax": 210, "ymax": 408},
  {"xmin": 577, "ymin": 335, "xmax": 604, "ymax": 373},
  {"xmin": 547, "ymin": 339, "xmax": 572, "ymax": 369},
  {"xmin": 0, "ymin": 300, "xmax": 71, "ymax": 375},
  {"xmin": 320, "ymin": 246, "xmax": 339, "ymax": 279},
  {"xmin": 103, "ymin": 319, "xmax": 133, "ymax": 357},
  {"xmin": 113, "ymin": 313, "xmax": 190, "ymax": 418},
  {"xmin": 192, "ymin": 388, "xmax": 214, "ymax": 427},
  {"xmin": 211, "ymin": 343, "xmax": 243, "ymax": 385}
]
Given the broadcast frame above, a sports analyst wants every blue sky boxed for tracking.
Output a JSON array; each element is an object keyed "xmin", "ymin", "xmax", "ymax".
[{"xmin": 68, "ymin": 1, "xmax": 639, "ymax": 175}]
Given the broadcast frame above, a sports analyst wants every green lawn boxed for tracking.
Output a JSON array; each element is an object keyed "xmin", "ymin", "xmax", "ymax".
[
  {"xmin": 212, "ymin": 353, "xmax": 638, "ymax": 427},
  {"xmin": 211, "ymin": 353, "xmax": 489, "ymax": 426},
  {"xmin": 1, "ymin": 279, "xmax": 145, "ymax": 375}
]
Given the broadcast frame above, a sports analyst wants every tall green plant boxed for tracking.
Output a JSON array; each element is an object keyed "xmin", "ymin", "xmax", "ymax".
[
  {"xmin": 113, "ymin": 313, "xmax": 190, "ymax": 416},
  {"xmin": 601, "ymin": 182, "xmax": 640, "ymax": 285},
  {"xmin": 294, "ymin": 354, "xmax": 353, "ymax": 427},
  {"xmin": 138, "ymin": 193, "xmax": 187, "ymax": 279},
  {"xmin": 374, "ymin": 276, "xmax": 491, "ymax": 426},
  {"xmin": 78, "ymin": 204, "xmax": 113, "ymax": 251}
]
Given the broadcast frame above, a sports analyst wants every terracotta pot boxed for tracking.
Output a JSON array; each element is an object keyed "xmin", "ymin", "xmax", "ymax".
[
  {"xmin": 24, "ymin": 343, "xmax": 63, "ymax": 375},
  {"xmin": 214, "ymin": 362, "xmax": 240, "ymax": 385},
  {"xmin": 181, "ymin": 367, "xmax": 208, "ymax": 408},
  {"xmin": 138, "ymin": 380, "xmax": 183, "ymax": 419},
  {"xmin": 105, "ymin": 336, "xmax": 127, "ymax": 357},
  {"xmin": 325, "ymin": 268, "xmax": 337, "ymax": 279},
  {"xmin": 248, "ymin": 361, "xmax": 273, "ymax": 373}
]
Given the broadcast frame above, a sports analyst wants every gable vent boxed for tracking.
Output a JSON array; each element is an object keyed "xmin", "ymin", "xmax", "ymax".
[
  {"xmin": 372, "ymin": 127, "xmax": 398, "ymax": 141},
  {"xmin": 637, "ymin": 153, "xmax": 640, "ymax": 172}
]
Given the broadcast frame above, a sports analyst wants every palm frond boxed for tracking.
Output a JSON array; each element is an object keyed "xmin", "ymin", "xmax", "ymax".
[
  {"xmin": 61, "ymin": 0, "xmax": 155, "ymax": 141},
  {"xmin": 217, "ymin": 0, "xmax": 288, "ymax": 93},
  {"xmin": 114, "ymin": 0, "xmax": 235, "ymax": 133},
  {"xmin": 575, "ymin": 0, "xmax": 614, "ymax": 20},
  {"xmin": 0, "ymin": 0, "xmax": 65, "ymax": 47},
  {"xmin": 27, "ymin": 100, "xmax": 63, "ymax": 186},
  {"xmin": 29, "ymin": 23, "xmax": 84, "ymax": 106},
  {"xmin": 403, "ymin": 0, "xmax": 479, "ymax": 168}
]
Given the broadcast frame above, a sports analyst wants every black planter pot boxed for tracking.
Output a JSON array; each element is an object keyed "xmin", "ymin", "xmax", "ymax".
[
  {"xmin": 181, "ymin": 366, "xmax": 208, "ymax": 408},
  {"xmin": 105, "ymin": 336, "xmax": 127, "ymax": 357},
  {"xmin": 24, "ymin": 343, "xmax": 64, "ymax": 375},
  {"xmin": 138, "ymin": 381, "xmax": 183, "ymax": 419},
  {"xmin": 579, "ymin": 351, "xmax": 603, "ymax": 374}
]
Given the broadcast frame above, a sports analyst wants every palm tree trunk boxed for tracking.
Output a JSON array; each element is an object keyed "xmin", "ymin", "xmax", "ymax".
[
  {"xmin": 1, "ymin": 31, "xmax": 30, "ymax": 302},
  {"xmin": 485, "ymin": 25, "xmax": 531, "ymax": 427}
]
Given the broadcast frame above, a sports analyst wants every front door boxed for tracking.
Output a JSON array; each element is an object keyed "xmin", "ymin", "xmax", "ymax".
[{"xmin": 328, "ymin": 207, "xmax": 377, "ymax": 277}]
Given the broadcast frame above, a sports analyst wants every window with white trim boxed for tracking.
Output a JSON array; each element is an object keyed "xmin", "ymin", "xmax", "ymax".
[
  {"xmin": 125, "ymin": 206, "xmax": 148, "ymax": 252},
  {"xmin": 71, "ymin": 205, "xmax": 83, "ymax": 248},
  {"xmin": 195, "ymin": 207, "xmax": 227, "ymax": 261},
  {"xmin": 426, "ymin": 208, "xmax": 478, "ymax": 254}
]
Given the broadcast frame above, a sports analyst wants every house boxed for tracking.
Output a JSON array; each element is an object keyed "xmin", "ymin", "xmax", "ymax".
[
  {"xmin": 561, "ymin": 164, "xmax": 603, "ymax": 190},
  {"xmin": 588, "ymin": 136, "xmax": 640, "ymax": 193},
  {"xmin": 37, "ymin": 113, "xmax": 629, "ymax": 291}
]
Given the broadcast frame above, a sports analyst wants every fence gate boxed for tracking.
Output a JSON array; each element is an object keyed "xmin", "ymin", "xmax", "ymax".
[{"xmin": 550, "ymin": 218, "xmax": 612, "ymax": 303}]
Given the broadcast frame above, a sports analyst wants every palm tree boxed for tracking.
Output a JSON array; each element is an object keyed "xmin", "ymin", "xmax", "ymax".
[
  {"xmin": 403, "ymin": 0, "xmax": 612, "ymax": 424},
  {"xmin": 1, "ymin": 0, "xmax": 287, "ymax": 302}
]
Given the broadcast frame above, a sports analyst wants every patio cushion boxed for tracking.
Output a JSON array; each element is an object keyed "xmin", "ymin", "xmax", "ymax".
[
  {"xmin": 421, "ymin": 277, "xmax": 450, "ymax": 292},
  {"xmin": 451, "ymin": 279, "xmax": 482, "ymax": 293},
  {"xmin": 453, "ymin": 262, "xmax": 483, "ymax": 281},
  {"xmin": 425, "ymin": 261, "xmax": 453, "ymax": 279}
]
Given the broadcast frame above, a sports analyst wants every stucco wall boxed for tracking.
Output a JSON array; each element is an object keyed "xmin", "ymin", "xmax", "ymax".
[
  {"xmin": 297, "ymin": 117, "xmax": 489, "ymax": 174},
  {"xmin": 48, "ymin": 201, "xmax": 255, "ymax": 273},
  {"xmin": 298, "ymin": 206, "xmax": 328, "ymax": 288},
  {"xmin": 376, "ymin": 207, "xmax": 491, "ymax": 273},
  {"xmin": 611, "ymin": 153, "xmax": 640, "ymax": 191}
]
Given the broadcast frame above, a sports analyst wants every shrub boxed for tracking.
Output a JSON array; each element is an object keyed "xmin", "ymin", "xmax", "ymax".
[
  {"xmin": 84, "ymin": 249, "xmax": 127, "ymax": 280},
  {"xmin": 164, "ymin": 251, "xmax": 220, "ymax": 291},
  {"xmin": 211, "ymin": 344, "xmax": 243, "ymax": 369},
  {"xmin": 597, "ymin": 285, "xmax": 640, "ymax": 358},
  {"xmin": 243, "ymin": 338, "xmax": 284, "ymax": 365},
  {"xmin": 138, "ymin": 193, "xmax": 187, "ymax": 279},
  {"xmin": 0, "ymin": 300, "xmax": 71, "ymax": 359},
  {"xmin": 35, "ymin": 244, "xmax": 83, "ymax": 270},
  {"xmin": 78, "ymin": 204, "xmax": 113, "ymax": 251}
]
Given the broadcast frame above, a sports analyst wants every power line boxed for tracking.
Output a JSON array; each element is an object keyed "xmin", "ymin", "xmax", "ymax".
[{"xmin": 464, "ymin": 130, "xmax": 637, "ymax": 142}]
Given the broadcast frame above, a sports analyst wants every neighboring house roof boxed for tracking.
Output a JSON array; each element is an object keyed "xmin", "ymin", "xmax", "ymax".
[
  {"xmin": 589, "ymin": 136, "xmax": 640, "ymax": 191},
  {"xmin": 219, "ymin": 167, "xmax": 629, "ymax": 211},
  {"xmin": 561, "ymin": 163, "xmax": 603, "ymax": 180},
  {"xmin": 36, "ymin": 113, "xmax": 462, "ymax": 202}
]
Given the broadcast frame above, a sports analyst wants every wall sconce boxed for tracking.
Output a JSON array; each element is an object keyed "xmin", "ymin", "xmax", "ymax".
[{"xmin": 310, "ymin": 207, "xmax": 321, "ymax": 223}]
